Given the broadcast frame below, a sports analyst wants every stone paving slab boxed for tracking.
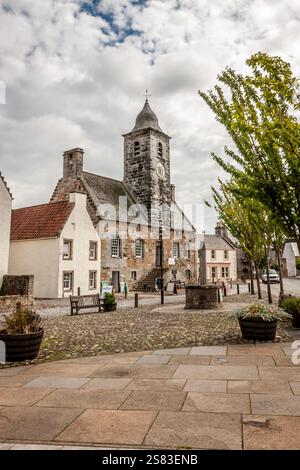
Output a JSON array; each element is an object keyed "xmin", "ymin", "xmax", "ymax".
[
  {"xmin": 182, "ymin": 392, "xmax": 251, "ymax": 414},
  {"xmin": 120, "ymin": 390, "xmax": 186, "ymax": 411},
  {"xmin": 243, "ymin": 415, "xmax": 300, "ymax": 450},
  {"xmin": 35, "ymin": 389, "xmax": 131, "ymax": 410},
  {"xmin": 144, "ymin": 411, "xmax": 242, "ymax": 449},
  {"xmin": 55, "ymin": 409, "xmax": 157, "ymax": 445},
  {"xmin": 0, "ymin": 406, "xmax": 83, "ymax": 441},
  {"xmin": 1, "ymin": 342, "xmax": 300, "ymax": 450},
  {"xmin": 228, "ymin": 380, "xmax": 291, "ymax": 395}
]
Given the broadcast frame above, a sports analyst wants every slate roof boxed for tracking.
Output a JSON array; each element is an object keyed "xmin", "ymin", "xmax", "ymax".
[
  {"xmin": 202, "ymin": 234, "xmax": 234, "ymax": 250},
  {"xmin": 82, "ymin": 171, "xmax": 148, "ymax": 222},
  {"xmin": 0, "ymin": 172, "xmax": 13, "ymax": 199},
  {"xmin": 11, "ymin": 201, "xmax": 74, "ymax": 241}
]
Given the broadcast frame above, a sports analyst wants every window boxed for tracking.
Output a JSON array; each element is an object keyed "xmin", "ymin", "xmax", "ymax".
[
  {"xmin": 221, "ymin": 267, "xmax": 229, "ymax": 278},
  {"xmin": 185, "ymin": 269, "xmax": 191, "ymax": 280},
  {"xmin": 89, "ymin": 241, "xmax": 98, "ymax": 260},
  {"xmin": 158, "ymin": 142, "xmax": 163, "ymax": 158},
  {"xmin": 211, "ymin": 250, "xmax": 216, "ymax": 260},
  {"xmin": 224, "ymin": 250, "xmax": 228, "ymax": 260},
  {"xmin": 130, "ymin": 271, "xmax": 137, "ymax": 281},
  {"xmin": 89, "ymin": 271, "xmax": 97, "ymax": 290},
  {"xmin": 211, "ymin": 267, "xmax": 216, "ymax": 279},
  {"xmin": 173, "ymin": 242, "xmax": 180, "ymax": 260},
  {"xmin": 135, "ymin": 239, "xmax": 144, "ymax": 258},
  {"xmin": 134, "ymin": 141, "xmax": 140, "ymax": 156},
  {"xmin": 111, "ymin": 237, "xmax": 121, "ymax": 258},
  {"xmin": 63, "ymin": 239, "xmax": 73, "ymax": 260},
  {"xmin": 183, "ymin": 242, "xmax": 190, "ymax": 259},
  {"xmin": 63, "ymin": 271, "xmax": 73, "ymax": 291}
]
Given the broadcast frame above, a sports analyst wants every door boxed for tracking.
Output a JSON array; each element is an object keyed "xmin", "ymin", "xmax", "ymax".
[
  {"xmin": 112, "ymin": 271, "xmax": 120, "ymax": 293},
  {"xmin": 156, "ymin": 242, "xmax": 162, "ymax": 267}
]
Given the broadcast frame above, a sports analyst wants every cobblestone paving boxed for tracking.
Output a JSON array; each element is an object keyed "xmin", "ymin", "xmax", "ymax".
[{"xmin": 0, "ymin": 294, "xmax": 294, "ymax": 366}]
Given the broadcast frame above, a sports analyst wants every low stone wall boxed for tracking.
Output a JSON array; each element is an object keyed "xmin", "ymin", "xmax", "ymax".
[
  {"xmin": 1, "ymin": 275, "xmax": 34, "ymax": 296},
  {"xmin": 185, "ymin": 285, "xmax": 220, "ymax": 309},
  {"xmin": 0, "ymin": 295, "xmax": 35, "ymax": 314}
]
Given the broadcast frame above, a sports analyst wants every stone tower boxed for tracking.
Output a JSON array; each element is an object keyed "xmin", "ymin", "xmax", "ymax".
[{"xmin": 123, "ymin": 98, "xmax": 172, "ymax": 224}]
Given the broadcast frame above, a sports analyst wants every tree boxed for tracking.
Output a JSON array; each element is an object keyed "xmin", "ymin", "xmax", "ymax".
[{"xmin": 199, "ymin": 52, "xmax": 300, "ymax": 251}]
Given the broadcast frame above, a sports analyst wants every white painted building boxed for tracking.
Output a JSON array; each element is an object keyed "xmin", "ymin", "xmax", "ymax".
[
  {"xmin": 8, "ymin": 192, "xmax": 101, "ymax": 298},
  {"xmin": 199, "ymin": 226, "xmax": 237, "ymax": 284},
  {"xmin": 282, "ymin": 242, "xmax": 299, "ymax": 277},
  {"xmin": 0, "ymin": 173, "xmax": 12, "ymax": 289}
]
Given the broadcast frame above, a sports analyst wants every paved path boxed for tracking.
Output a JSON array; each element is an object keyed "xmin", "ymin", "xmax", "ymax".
[{"xmin": 0, "ymin": 343, "xmax": 300, "ymax": 450}]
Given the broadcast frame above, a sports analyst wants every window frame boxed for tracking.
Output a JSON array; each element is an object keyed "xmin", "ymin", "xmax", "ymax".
[
  {"xmin": 63, "ymin": 239, "xmax": 73, "ymax": 260},
  {"xmin": 224, "ymin": 250, "xmax": 228, "ymax": 260},
  {"xmin": 89, "ymin": 270, "xmax": 97, "ymax": 290},
  {"xmin": 211, "ymin": 267, "xmax": 216, "ymax": 279},
  {"xmin": 211, "ymin": 249, "xmax": 216, "ymax": 260},
  {"xmin": 158, "ymin": 142, "xmax": 163, "ymax": 158},
  {"xmin": 111, "ymin": 237, "xmax": 121, "ymax": 258},
  {"xmin": 135, "ymin": 239, "xmax": 144, "ymax": 259},
  {"xmin": 183, "ymin": 241, "xmax": 190, "ymax": 259},
  {"xmin": 130, "ymin": 271, "xmax": 137, "ymax": 281},
  {"xmin": 89, "ymin": 241, "xmax": 98, "ymax": 261},
  {"xmin": 134, "ymin": 141, "xmax": 140, "ymax": 157},
  {"xmin": 63, "ymin": 271, "xmax": 73, "ymax": 292},
  {"xmin": 173, "ymin": 242, "xmax": 180, "ymax": 260}
]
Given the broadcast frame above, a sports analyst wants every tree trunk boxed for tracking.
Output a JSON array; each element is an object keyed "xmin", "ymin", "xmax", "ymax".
[
  {"xmin": 265, "ymin": 245, "xmax": 273, "ymax": 304},
  {"xmin": 249, "ymin": 260, "xmax": 255, "ymax": 295},
  {"xmin": 254, "ymin": 262, "xmax": 262, "ymax": 299},
  {"xmin": 276, "ymin": 247, "xmax": 284, "ymax": 300}
]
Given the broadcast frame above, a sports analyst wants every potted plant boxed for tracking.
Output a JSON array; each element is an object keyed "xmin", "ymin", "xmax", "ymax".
[
  {"xmin": 0, "ymin": 306, "xmax": 44, "ymax": 362},
  {"xmin": 104, "ymin": 292, "xmax": 117, "ymax": 312},
  {"xmin": 280, "ymin": 297, "xmax": 300, "ymax": 328},
  {"xmin": 232, "ymin": 303, "xmax": 291, "ymax": 341}
]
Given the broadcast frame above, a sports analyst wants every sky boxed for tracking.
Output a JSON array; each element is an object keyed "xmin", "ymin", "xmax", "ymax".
[{"xmin": 1, "ymin": 0, "xmax": 300, "ymax": 232}]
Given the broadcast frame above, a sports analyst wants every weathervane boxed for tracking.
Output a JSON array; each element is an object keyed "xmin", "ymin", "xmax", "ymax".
[{"xmin": 144, "ymin": 89, "xmax": 151, "ymax": 101}]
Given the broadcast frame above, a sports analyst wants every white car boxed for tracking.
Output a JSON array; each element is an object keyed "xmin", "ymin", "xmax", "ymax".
[{"xmin": 261, "ymin": 269, "xmax": 280, "ymax": 284}]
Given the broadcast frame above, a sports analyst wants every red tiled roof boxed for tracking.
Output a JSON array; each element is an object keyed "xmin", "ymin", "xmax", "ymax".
[{"xmin": 11, "ymin": 201, "xmax": 74, "ymax": 241}]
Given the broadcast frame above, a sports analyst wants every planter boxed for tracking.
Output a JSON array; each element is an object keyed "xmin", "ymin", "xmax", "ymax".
[
  {"xmin": 238, "ymin": 318, "xmax": 277, "ymax": 341},
  {"xmin": 0, "ymin": 328, "xmax": 44, "ymax": 362},
  {"xmin": 105, "ymin": 304, "xmax": 117, "ymax": 312},
  {"xmin": 292, "ymin": 315, "xmax": 300, "ymax": 329}
]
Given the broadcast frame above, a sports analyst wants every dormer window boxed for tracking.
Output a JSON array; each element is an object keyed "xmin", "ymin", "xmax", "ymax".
[
  {"xmin": 158, "ymin": 142, "xmax": 163, "ymax": 158},
  {"xmin": 134, "ymin": 141, "xmax": 140, "ymax": 156}
]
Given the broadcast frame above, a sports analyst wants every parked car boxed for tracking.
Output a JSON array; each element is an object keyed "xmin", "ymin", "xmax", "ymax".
[{"xmin": 261, "ymin": 269, "xmax": 280, "ymax": 284}]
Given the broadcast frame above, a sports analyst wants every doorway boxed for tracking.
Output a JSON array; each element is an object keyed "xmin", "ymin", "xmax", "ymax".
[{"xmin": 112, "ymin": 271, "xmax": 120, "ymax": 293}]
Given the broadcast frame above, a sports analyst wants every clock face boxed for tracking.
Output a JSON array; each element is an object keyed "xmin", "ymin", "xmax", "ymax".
[{"xmin": 156, "ymin": 163, "xmax": 165, "ymax": 179}]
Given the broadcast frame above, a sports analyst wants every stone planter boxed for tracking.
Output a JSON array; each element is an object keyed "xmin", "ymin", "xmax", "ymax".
[
  {"xmin": 238, "ymin": 318, "xmax": 277, "ymax": 341},
  {"xmin": 185, "ymin": 285, "xmax": 219, "ymax": 309},
  {"xmin": 0, "ymin": 328, "xmax": 44, "ymax": 362}
]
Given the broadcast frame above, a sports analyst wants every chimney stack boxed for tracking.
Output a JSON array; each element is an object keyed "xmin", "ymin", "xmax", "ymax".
[{"xmin": 63, "ymin": 148, "xmax": 84, "ymax": 179}]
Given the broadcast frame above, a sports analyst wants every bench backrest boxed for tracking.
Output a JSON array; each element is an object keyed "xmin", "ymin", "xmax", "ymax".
[{"xmin": 70, "ymin": 294, "xmax": 100, "ymax": 307}]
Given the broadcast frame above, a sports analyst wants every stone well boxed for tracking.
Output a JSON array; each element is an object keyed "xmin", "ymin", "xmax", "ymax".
[{"xmin": 185, "ymin": 285, "xmax": 220, "ymax": 309}]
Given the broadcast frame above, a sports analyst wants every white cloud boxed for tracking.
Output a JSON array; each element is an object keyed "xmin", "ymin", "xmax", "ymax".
[{"xmin": 0, "ymin": 0, "xmax": 299, "ymax": 232}]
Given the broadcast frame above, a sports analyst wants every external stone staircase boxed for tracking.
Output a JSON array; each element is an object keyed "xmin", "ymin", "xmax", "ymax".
[{"xmin": 135, "ymin": 268, "xmax": 168, "ymax": 292}]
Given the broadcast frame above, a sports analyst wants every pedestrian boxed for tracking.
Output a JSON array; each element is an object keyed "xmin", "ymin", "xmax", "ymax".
[{"xmin": 124, "ymin": 280, "xmax": 128, "ymax": 299}]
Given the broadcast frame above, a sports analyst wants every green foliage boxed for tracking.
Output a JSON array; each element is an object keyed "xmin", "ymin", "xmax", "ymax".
[
  {"xmin": 232, "ymin": 303, "xmax": 291, "ymax": 322},
  {"xmin": 199, "ymin": 52, "xmax": 300, "ymax": 248},
  {"xmin": 281, "ymin": 297, "xmax": 300, "ymax": 316},
  {"xmin": 104, "ymin": 292, "xmax": 116, "ymax": 306},
  {"xmin": 4, "ymin": 309, "xmax": 42, "ymax": 335},
  {"xmin": 296, "ymin": 258, "xmax": 300, "ymax": 271}
]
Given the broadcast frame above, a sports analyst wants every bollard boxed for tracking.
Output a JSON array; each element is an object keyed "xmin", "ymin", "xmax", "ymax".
[
  {"xmin": 248, "ymin": 283, "xmax": 251, "ymax": 293},
  {"xmin": 237, "ymin": 283, "xmax": 240, "ymax": 295},
  {"xmin": 77, "ymin": 287, "xmax": 81, "ymax": 296},
  {"xmin": 135, "ymin": 293, "xmax": 139, "ymax": 308}
]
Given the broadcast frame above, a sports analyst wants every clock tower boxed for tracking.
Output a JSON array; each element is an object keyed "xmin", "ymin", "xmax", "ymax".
[{"xmin": 123, "ymin": 97, "xmax": 172, "ymax": 224}]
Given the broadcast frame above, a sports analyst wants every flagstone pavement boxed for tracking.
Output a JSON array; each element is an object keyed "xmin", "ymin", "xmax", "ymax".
[{"xmin": 1, "ymin": 343, "xmax": 300, "ymax": 450}]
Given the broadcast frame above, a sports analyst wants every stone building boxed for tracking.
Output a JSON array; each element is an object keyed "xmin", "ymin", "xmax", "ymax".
[
  {"xmin": 51, "ymin": 98, "xmax": 197, "ymax": 291},
  {"xmin": 9, "ymin": 192, "xmax": 101, "ymax": 298},
  {"xmin": 0, "ymin": 172, "xmax": 12, "ymax": 289},
  {"xmin": 199, "ymin": 224, "xmax": 237, "ymax": 284}
]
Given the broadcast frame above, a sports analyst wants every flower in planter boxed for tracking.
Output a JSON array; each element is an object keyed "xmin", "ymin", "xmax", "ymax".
[
  {"xmin": 104, "ymin": 292, "xmax": 116, "ymax": 306},
  {"xmin": 2, "ymin": 308, "xmax": 42, "ymax": 335},
  {"xmin": 232, "ymin": 303, "xmax": 292, "ymax": 322}
]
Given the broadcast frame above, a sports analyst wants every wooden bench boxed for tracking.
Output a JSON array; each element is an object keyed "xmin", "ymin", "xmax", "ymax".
[{"xmin": 70, "ymin": 294, "xmax": 104, "ymax": 316}]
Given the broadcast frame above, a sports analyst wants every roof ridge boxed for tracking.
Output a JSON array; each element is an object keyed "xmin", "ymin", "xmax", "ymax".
[
  {"xmin": 82, "ymin": 171, "xmax": 122, "ymax": 184},
  {"xmin": 12, "ymin": 199, "xmax": 72, "ymax": 212},
  {"xmin": 0, "ymin": 171, "xmax": 13, "ymax": 199}
]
